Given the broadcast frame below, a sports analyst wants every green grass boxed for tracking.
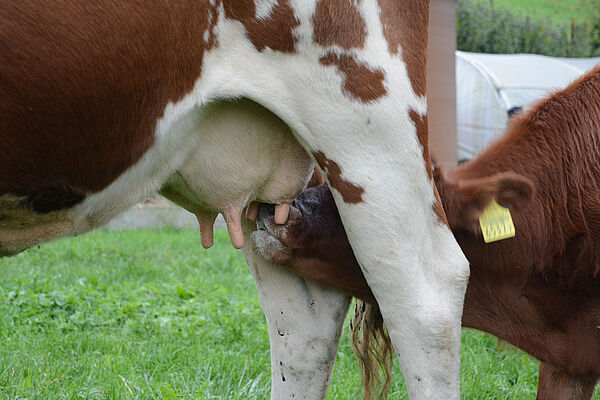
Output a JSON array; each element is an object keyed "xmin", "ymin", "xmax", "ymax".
[
  {"xmin": 468, "ymin": 0, "xmax": 598, "ymax": 25},
  {"xmin": 0, "ymin": 229, "xmax": 595, "ymax": 399}
]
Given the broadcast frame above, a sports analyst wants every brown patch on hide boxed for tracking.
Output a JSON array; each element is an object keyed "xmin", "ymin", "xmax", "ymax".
[
  {"xmin": 0, "ymin": 0, "xmax": 219, "ymax": 213},
  {"xmin": 319, "ymin": 52, "xmax": 386, "ymax": 103},
  {"xmin": 223, "ymin": 0, "xmax": 299, "ymax": 53},
  {"xmin": 377, "ymin": 0, "xmax": 429, "ymax": 96},
  {"xmin": 312, "ymin": 0, "xmax": 367, "ymax": 50},
  {"xmin": 313, "ymin": 151, "xmax": 364, "ymax": 204},
  {"xmin": 409, "ymin": 109, "xmax": 447, "ymax": 224},
  {"xmin": 307, "ymin": 168, "xmax": 326, "ymax": 188},
  {"xmin": 432, "ymin": 186, "xmax": 448, "ymax": 226},
  {"xmin": 409, "ymin": 109, "xmax": 431, "ymax": 177}
]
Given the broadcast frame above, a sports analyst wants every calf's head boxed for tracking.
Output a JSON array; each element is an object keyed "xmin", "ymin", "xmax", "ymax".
[
  {"xmin": 434, "ymin": 166, "xmax": 535, "ymax": 235},
  {"xmin": 252, "ymin": 165, "xmax": 535, "ymax": 305}
]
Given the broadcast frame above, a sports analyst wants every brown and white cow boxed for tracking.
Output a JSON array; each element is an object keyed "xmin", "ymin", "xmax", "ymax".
[
  {"xmin": 1, "ymin": 1, "xmax": 470, "ymax": 398},
  {"xmin": 254, "ymin": 65, "xmax": 600, "ymax": 399}
]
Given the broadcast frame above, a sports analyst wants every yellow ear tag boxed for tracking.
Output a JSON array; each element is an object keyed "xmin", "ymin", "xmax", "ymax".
[{"xmin": 478, "ymin": 200, "xmax": 516, "ymax": 243}]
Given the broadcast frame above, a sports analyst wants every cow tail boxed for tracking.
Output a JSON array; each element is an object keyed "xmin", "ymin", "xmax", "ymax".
[{"xmin": 350, "ymin": 299, "xmax": 394, "ymax": 400}]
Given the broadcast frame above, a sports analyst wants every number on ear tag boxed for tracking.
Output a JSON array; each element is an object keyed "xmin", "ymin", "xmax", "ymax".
[{"xmin": 479, "ymin": 200, "xmax": 516, "ymax": 243}]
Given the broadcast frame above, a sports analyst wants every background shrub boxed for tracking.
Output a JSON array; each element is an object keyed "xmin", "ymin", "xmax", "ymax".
[{"xmin": 457, "ymin": 0, "xmax": 600, "ymax": 57}]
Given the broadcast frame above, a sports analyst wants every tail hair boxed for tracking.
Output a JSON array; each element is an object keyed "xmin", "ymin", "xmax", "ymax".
[{"xmin": 350, "ymin": 300, "xmax": 394, "ymax": 400}]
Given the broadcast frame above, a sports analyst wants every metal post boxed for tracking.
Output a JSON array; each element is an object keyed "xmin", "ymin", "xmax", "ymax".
[{"xmin": 427, "ymin": 0, "xmax": 458, "ymax": 168}]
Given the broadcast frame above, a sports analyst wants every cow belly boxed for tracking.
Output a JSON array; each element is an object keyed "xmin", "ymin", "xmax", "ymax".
[
  {"xmin": 160, "ymin": 98, "xmax": 314, "ymax": 249},
  {"xmin": 0, "ymin": 99, "xmax": 312, "ymax": 255},
  {"xmin": 0, "ymin": 194, "xmax": 86, "ymax": 256}
]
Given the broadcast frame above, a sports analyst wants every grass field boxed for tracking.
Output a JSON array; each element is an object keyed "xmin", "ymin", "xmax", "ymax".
[
  {"xmin": 468, "ymin": 0, "xmax": 598, "ymax": 25},
  {"xmin": 0, "ymin": 229, "xmax": 596, "ymax": 399}
]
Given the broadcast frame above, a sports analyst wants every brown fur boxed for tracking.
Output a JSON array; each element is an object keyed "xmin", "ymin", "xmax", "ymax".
[
  {"xmin": 307, "ymin": 168, "xmax": 326, "ymax": 188},
  {"xmin": 260, "ymin": 66, "xmax": 600, "ymax": 399},
  {"xmin": 409, "ymin": 110, "xmax": 430, "ymax": 177},
  {"xmin": 0, "ymin": 0, "xmax": 218, "ymax": 213},
  {"xmin": 313, "ymin": 151, "xmax": 365, "ymax": 204},
  {"xmin": 222, "ymin": 0, "xmax": 299, "ymax": 53},
  {"xmin": 319, "ymin": 52, "xmax": 387, "ymax": 103},
  {"xmin": 377, "ymin": 0, "xmax": 429, "ymax": 97},
  {"xmin": 312, "ymin": 0, "xmax": 367, "ymax": 50},
  {"xmin": 538, "ymin": 363, "xmax": 597, "ymax": 400},
  {"xmin": 410, "ymin": 110, "xmax": 448, "ymax": 224}
]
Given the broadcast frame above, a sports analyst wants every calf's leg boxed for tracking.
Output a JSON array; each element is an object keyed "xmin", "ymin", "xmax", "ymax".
[{"xmin": 537, "ymin": 362, "xmax": 597, "ymax": 400}]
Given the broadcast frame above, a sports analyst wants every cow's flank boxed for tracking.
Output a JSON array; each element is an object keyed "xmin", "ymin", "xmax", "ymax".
[{"xmin": 0, "ymin": 0, "xmax": 217, "ymax": 213}]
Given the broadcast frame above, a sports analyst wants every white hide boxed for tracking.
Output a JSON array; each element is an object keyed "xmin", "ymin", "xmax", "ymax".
[{"xmin": 242, "ymin": 221, "xmax": 350, "ymax": 400}]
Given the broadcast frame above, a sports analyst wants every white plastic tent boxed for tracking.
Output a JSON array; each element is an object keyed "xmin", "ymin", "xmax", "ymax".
[{"xmin": 456, "ymin": 51, "xmax": 600, "ymax": 160}]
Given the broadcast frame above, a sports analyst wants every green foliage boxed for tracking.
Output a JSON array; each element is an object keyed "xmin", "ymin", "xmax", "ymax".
[
  {"xmin": 467, "ymin": 0, "xmax": 598, "ymax": 26},
  {"xmin": 591, "ymin": 16, "xmax": 600, "ymax": 54},
  {"xmin": 457, "ymin": 0, "xmax": 600, "ymax": 57},
  {"xmin": 0, "ymin": 230, "xmax": 596, "ymax": 398}
]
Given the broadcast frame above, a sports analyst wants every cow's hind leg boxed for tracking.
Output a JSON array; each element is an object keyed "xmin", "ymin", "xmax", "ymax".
[
  {"xmin": 211, "ymin": 1, "xmax": 470, "ymax": 395},
  {"xmin": 256, "ymin": 89, "xmax": 468, "ymax": 400},
  {"xmin": 345, "ymin": 197, "xmax": 468, "ymax": 400},
  {"xmin": 537, "ymin": 362, "xmax": 597, "ymax": 400},
  {"xmin": 285, "ymin": 126, "xmax": 469, "ymax": 399},
  {"xmin": 241, "ymin": 221, "xmax": 350, "ymax": 400}
]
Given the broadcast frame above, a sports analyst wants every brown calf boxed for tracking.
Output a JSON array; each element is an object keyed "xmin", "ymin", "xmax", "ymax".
[{"xmin": 254, "ymin": 66, "xmax": 600, "ymax": 399}]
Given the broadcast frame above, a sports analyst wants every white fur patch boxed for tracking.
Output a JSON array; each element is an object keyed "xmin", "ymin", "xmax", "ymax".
[
  {"xmin": 242, "ymin": 221, "xmax": 350, "ymax": 399},
  {"xmin": 255, "ymin": 0, "xmax": 279, "ymax": 20}
]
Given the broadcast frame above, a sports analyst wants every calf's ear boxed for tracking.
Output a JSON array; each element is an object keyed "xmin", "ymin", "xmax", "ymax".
[
  {"xmin": 444, "ymin": 172, "xmax": 534, "ymax": 230},
  {"xmin": 493, "ymin": 173, "xmax": 535, "ymax": 210}
]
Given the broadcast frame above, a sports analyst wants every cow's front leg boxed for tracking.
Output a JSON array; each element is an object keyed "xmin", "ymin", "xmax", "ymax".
[{"xmin": 241, "ymin": 220, "xmax": 350, "ymax": 400}]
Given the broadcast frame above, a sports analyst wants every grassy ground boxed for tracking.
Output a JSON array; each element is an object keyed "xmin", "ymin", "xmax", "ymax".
[
  {"xmin": 468, "ymin": 0, "xmax": 598, "ymax": 25},
  {"xmin": 0, "ymin": 229, "xmax": 595, "ymax": 399}
]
